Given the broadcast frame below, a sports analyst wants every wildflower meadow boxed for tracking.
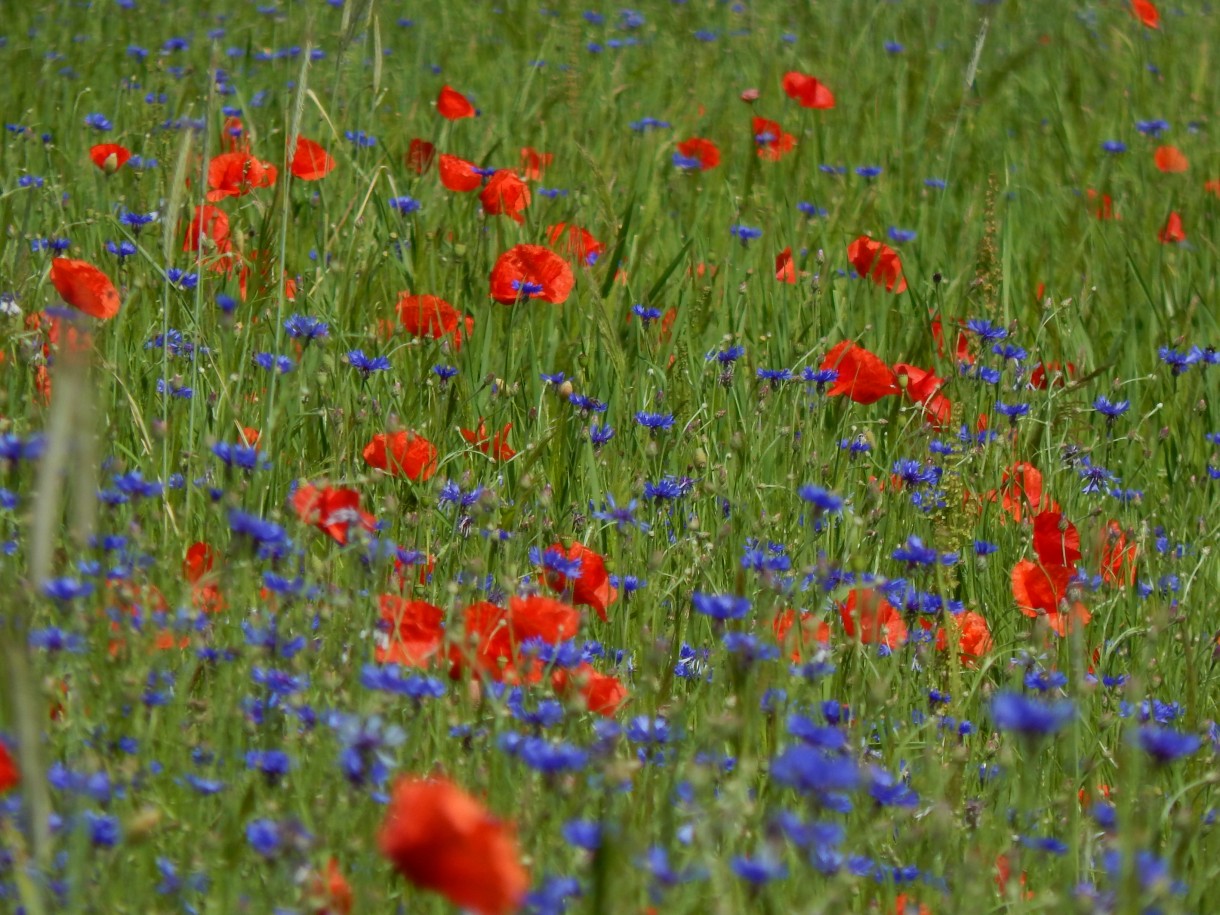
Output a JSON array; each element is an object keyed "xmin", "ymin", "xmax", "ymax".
[{"xmin": 1, "ymin": 0, "xmax": 1219, "ymax": 912}]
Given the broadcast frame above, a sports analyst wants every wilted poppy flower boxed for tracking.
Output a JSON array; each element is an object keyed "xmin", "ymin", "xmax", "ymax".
[
  {"xmin": 376, "ymin": 594, "xmax": 444, "ymax": 666},
  {"xmin": 541, "ymin": 541, "xmax": 617, "ymax": 621},
  {"xmin": 520, "ymin": 147, "xmax": 553, "ymax": 180},
  {"xmin": 1011, "ymin": 560, "xmax": 1090, "ymax": 636},
  {"xmin": 752, "ymin": 116, "xmax": 796, "ymax": 160},
  {"xmin": 290, "ymin": 137, "xmax": 336, "ymax": 181},
  {"xmin": 461, "ymin": 419, "xmax": 516, "ymax": 462},
  {"xmin": 182, "ymin": 204, "xmax": 231, "ymax": 257},
  {"xmin": 480, "ymin": 170, "xmax": 530, "ymax": 223},
  {"xmin": 363, "ymin": 431, "xmax": 439, "ymax": 481},
  {"xmin": 1131, "ymin": 0, "xmax": 1160, "ymax": 28},
  {"xmin": 547, "ymin": 223, "xmax": 604, "ymax": 266},
  {"xmin": 206, "ymin": 151, "xmax": 277, "ymax": 201},
  {"xmin": 0, "ymin": 742, "xmax": 19, "ymax": 794},
  {"xmin": 1158, "ymin": 211, "xmax": 1186, "ymax": 243},
  {"xmin": 775, "ymin": 247, "xmax": 796, "ymax": 284},
  {"xmin": 820, "ymin": 341, "xmax": 900, "ymax": 404},
  {"xmin": 292, "ymin": 482, "xmax": 377, "ymax": 546},
  {"xmin": 1032, "ymin": 511, "xmax": 1082, "ymax": 567},
  {"xmin": 489, "ymin": 244, "xmax": 574, "ymax": 305},
  {"xmin": 1154, "ymin": 145, "xmax": 1188, "ymax": 173},
  {"xmin": 407, "ymin": 138, "xmax": 436, "ymax": 174},
  {"xmin": 847, "ymin": 235, "xmax": 907, "ymax": 293},
  {"xmin": 396, "ymin": 293, "xmax": 474, "ymax": 351},
  {"xmin": 438, "ymin": 153, "xmax": 483, "ymax": 192},
  {"xmin": 437, "ymin": 85, "xmax": 476, "ymax": 120},
  {"xmin": 551, "ymin": 664, "xmax": 628, "ymax": 715},
  {"xmin": 50, "ymin": 258, "xmax": 121, "ymax": 320},
  {"xmin": 89, "ymin": 143, "xmax": 131, "ymax": 173},
  {"xmin": 839, "ymin": 588, "xmax": 907, "ymax": 649},
  {"xmin": 675, "ymin": 137, "xmax": 720, "ymax": 170},
  {"xmin": 379, "ymin": 776, "xmax": 528, "ymax": 915},
  {"xmin": 781, "ymin": 71, "xmax": 835, "ymax": 109}
]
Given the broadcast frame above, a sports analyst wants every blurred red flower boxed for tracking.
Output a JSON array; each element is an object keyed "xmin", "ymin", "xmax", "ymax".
[
  {"xmin": 182, "ymin": 204, "xmax": 232, "ymax": 257},
  {"xmin": 1154, "ymin": 145, "xmax": 1188, "ymax": 173},
  {"xmin": 290, "ymin": 137, "xmax": 336, "ymax": 181},
  {"xmin": 847, "ymin": 235, "xmax": 907, "ymax": 293},
  {"xmin": 1131, "ymin": 0, "xmax": 1160, "ymax": 28},
  {"xmin": 775, "ymin": 247, "xmax": 796, "ymax": 284},
  {"xmin": 363, "ymin": 431, "xmax": 439, "ymax": 481},
  {"xmin": 540, "ymin": 542, "xmax": 617, "ymax": 621},
  {"xmin": 519, "ymin": 147, "xmax": 553, "ymax": 180},
  {"xmin": 839, "ymin": 588, "xmax": 907, "ymax": 649},
  {"xmin": 751, "ymin": 116, "xmax": 796, "ymax": 160},
  {"xmin": 547, "ymin": 223, "xmax": 604, "ymax": 266},
  {"xmin": 379, "ymin": 776, "xmax": 528, "ymax": 915},
  {"xmin": 50, "ymin": 258, "xmax": 121, "ymax": 321},
  {"xmin": 396, "ymin": 293, "xmax": 474, "ymax": 351},
  {"xmin": 292, "ymin": 483, "xmax": 377, "ymax": 546},
  {"xmin": 407, "ymin": 138, "xmax": 437, "ymax": 174},
  {"xmin": 551, "ymin": 664, "xmax": 628, "ymax": 715},
  {"xmin": 675, "ymin": 137, "xmax": 720, "ymax": 170},
  {"xmin": 0, "ymin": 741, "xmax": 21, "ymax": 793},
  {"xmin": 437, "ymin": 85, "xmax": 476, "ymax": 120},
  {"xmin": 781, "ymin": 72, "xmax": 835, "ymax": 109},
  {"xmin": 461, "ymin": 419, "xmax": 516, "ymax": 462},
  {"xmin": 1158, "ymin": 211, "xmax": 1186, "ymax": 243},
  {"xmin": 820, "ymin": 341, "xmax": 900, "ymax": 404},
  {"xmin": 376, "ymin": 595, "xmax": 445, "ymax": 666}
]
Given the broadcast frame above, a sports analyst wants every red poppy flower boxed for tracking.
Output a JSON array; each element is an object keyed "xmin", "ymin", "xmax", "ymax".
[
  {"xmin": 551, "ymin": 663, "xmax": 628, "ymax": 715},
  {"xmin": 751, "ymin": 116, "xmax": 796, "ymax": 160},
  {"xmin": 771, "ymin": 608, "xmax": 830, "ymax": 662},
  {"xmin": 450, "ymin": 601, "xmax": 517, "ymax": 680},
  {"xmin": 1154, "ymin": 145, "xmax": 1188, "ymax": 173},
  {"xmin": 1099, "ymin": 520, "xmax": 1138, "ymax": 587},
  {"xmin": 378, "ymin": 776, "xmax": 528, "ymax": 915},
  {"xmin": 1011, "ymin": 560, "xmax": 1090, "ymax": 636},
  {"xmin": 1029, "ymin": 361, "xmax": 1077, "ymax": 390},
  {"xmin": 437, "ymin": 85, "xmax": 476, "ymax": 120},
  {"xmin": 461, "ymin": 419, "xmax": 516, "ymax": 462},
  {"xmin": 1032, "ymin": 511, "xmax": 1082, "ymax": 567},
  {"xmin": 376, "ymin": 595, "xmax": 445, "ymax": 667},
  {"xmin": 893, "ymin": 362, "xmax": 950, "ymax": 428},
  {"xmin": 206, "ymin": 151, "xmax": 278, "ymax": 201},
  {"xmin": 438, "ymin": 153, "xmax": 483, "ymax": 192},
  {"xmin": 919, "ymin": 610, "xmax": 992, "ymax": 663},
  {"xmin": 489, "ymin": 244, "xmax": 574, "ymax": 305},
  {"xmin": 290, "ymin": 136, "xmax": 336, "ymax": 181},
  {"xmin": 839, "ymin": 588, "xmax": 907, "ymax": 649},
  {"xmin": 509, "ymin": 594, "xmax": 581, "ymax": 644},
  {"xmin": 847, "ymin": 235, "xmax": 907, "ymax": 293},
  {"xmin": 1158, "ymin": 211, "xmax": 1186, "ymax": 243},
  {"xmin": 183, "ymin": 542, "xmax": 224, "ymax": 614},
  {"xmin": 820, "ymin": 341, "xmax": 900, "ymax": 404},
  {"xmin": 407, "ymin": 138, "xmax": 437, "ymax": 174},
  {"xmin": 49, "ymin": 258, "xmax": 121, "ymax": 321},
  {"xmin": 1085, "ymin": 189, "xmax": 1119, "ymax": 221},
  {"xmin": 775, "ymin": 247, "xmax": 796, "ymax": 284},
  {"xmin": 996, "ymin": 462, "xmax": 1058, "ymax": 521},
  {"xmin": 396, "ymin": 293, "xmax": 474, "ymax": 351},
  {"xmin": 292, "ymin": 482, "xmax": 377, "ymax": 546},
  {"xmin": 675, "ymin": 137, "xmax": 720, "ymax": 170},
  {"xmin": 480, "ymin": 169, "xmax": 531, "ymax": 223},
  {"xmin": 546, "ymin": 223, "xmax": 604, "ymax": 266},
  {"xmin": 781, "ymin": 71, "xmax": 835, "ymax": 109},
  {"xmin": 519, "ymin": 147, "xmax": 553, "ymax": 180},
  {"xmin": 0, "ymin": 742, "xmax": 19, "ymax": 794},
  {"xmin": 1131, "ymin": 0, "xmax": 1160, "ymax": 28},
  {"xmin": 931, "ymin": 315, "xmax": 974, "ymax": 366},
  {"xmin": 362, "ymin": 431, "xmax": 439, "ymax": 482},
  {"xmin": 182, "ymin": 204, "xmax": 232, "ymax": 256},
  {"xmin": 306, "ymin": 858, "xmax": 353, "ymax": 915},
  {"xmin": 1206, "ymin": 179, "xmax": 1220, "ymax": 198},
  {"xmin": 89, "ymin": 143, "xmax": 131, "ymax": 173},
  {"xmin": 540, "ymin": 542, "xmax": 617, "ymax": 621}
]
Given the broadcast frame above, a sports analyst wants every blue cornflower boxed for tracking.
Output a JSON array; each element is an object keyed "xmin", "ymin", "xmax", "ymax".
[
  {"xmin": 535, "ymin": 546, "xmax": 583, "ymax": 579},
  {"xmin": 253, "ymin": 352, "xmax": 295, "ymax": 374},
  {"xmin": 629, "ymin": 117, "xmax": 670, "ymax": 132},
  {"xmin": 887, "ymin": 227, "xmax": 916, "ymax": 244},
  {"xmin": 995, "ymin": 402, "xmax": 1030, "ymax": 419},
  {"xmin": 1135, "ymin": 725, "xmax": 1200, "ymax": 764},
  {"xmin": 211, "ymin": 442, "xmax": 264, "ymax": 471},
  {"xmin": 0, "ymin": 436, "xmax": 42, "ymax": 463},
  {"xmin": 43, "ymin": 578, "xmax": 94, "ymax": 602},
  {"xmin": 1136, "ymin": 119, "xmax": 1169, "ymax": 137},
  {"xmin": 512, "ymin": 279, "xmax": 545, "ymax": 297},
  {"xmin": 433, "ymin": 364, "xmax": 458, "ymax": 381},
  {"xmin": 84, "ymin": 113, "xmax": 113, "ymax": 131},
  {"xmin": 891, "ymin": 535, "xmax": 953, "ymax": 566},
  {"xmin": 106, "ymin": 240, "xmax": 137, "ymax": 258},
  {"xmin": 692, "ymin": 592, "xmax": 750, "ymax": 621},
  {"xmin": 710, "ymin": 345, "xmax": 745, "ymax": 364},
  {"xmin": 798, "ymin": 485, "xmax": 843, "ymax": 513},
  {"xmin": 884, "ymin": 41, "xmax": 904, "ymax": 53},
  {"xmin": 562, "ymin": 820, "xmax": 602, "ymax": 851},
  {"xmin": 672, "ymin": 152, "xmax": 702, "ymax": 170},
  {"xmin": 569, "ymin": 393, "xmax": 608, "ymax": 413},
  {"xmin": 156, "ymin": 378, "xmax": 193, "ymax": 399},
  {"xmin": 593, "ymin": 495, "xmax": 649, "ymax": 532},
  {"xmin": 1078, "ymin": 457, "xmax": 1117, "ymax": 494},
  {"xmin": 925, "ymin": 177, "xmax": 947, "ymax": 189},
  {"xmin": 797, "ymin": 201, "xmax": 829, "ymax": 218},
  {"xmin": 730, "ymin": 224, "xmax": 762, "ymax": 244},
  {"xmin": 344, "ymin": 129, "xmax": 376, "ymax": 147},
  {"xmin": 245, "ymin": 749, "xmax": 291, "ymax": 780},
  {"xmin": 86, "ymin": 811, "xmax": 120, "ymax": 847},
  {"xmin": 515, "ymin": 736, "xmax": 589, "ymax": 773},
  {"xmin": 119, "ymin": 210, "xmax": 158, "ymax": 229},
  {"xmin": 589, "ymin": 423, "xmax": 615, "ymax": 446},
  {"xmin": 644, "ymin": 475, "xmax": 693, "ymax": 500},
  {"xmin": 990, "ymin": 691, "xmax": 1074, "ymax": 737},
  {"xmin": 1093, "ymin": 396, "xmax": 1130, "ymax": 418},
  {"xmin": 284, "ymin": 314, "xmax": 329, "ymax": 341},
  {"xmin": 757, "ymin": 368, "xmax": 792, "ymax": 382},
  {"xmin": 165, "ymin": 268, "xmax": 198, "ymax": 289},
  {"xmin": 1158, "ymin": 345, "xmax": 1201, "ymax": 374},
  {"xmin": 634, "ymin": 411, "xmax": 674, "ymax": 431},
  {"xmin": 389, "ymin": 196, "xmax": 421, "ymax": 214},
  {"xmin": 331, "ymin": 713, "xmax": 404, "ymax": 787},
  {"xmin": 347, "ymin": 349, "xmax": 391, "ymax": 376},
  {"xmin": 992, "ymin": 343, "xmax": 1027, "ymax": 361},
  {"xmin": 855, "ymin": 165, "xmax": 882, "ymax": 178},
  {"xmin": 771, "ymin": 744, "xmax": 859, "ymax": 796},
  {"xmin": 974, "ymin": 540, "xmax": 999, "ymax": 556},
  {"xmin": 731, "ymin": 854, "xmax": 788, "ymax": 885},
  {"xmin": 17, "ymin": 175, "xmax": 44, "ymax": 188},
  {"xmin": 631, "ymin": 304, "xmax": 663, "ymax": 325},
  {"xmin": 246, "ymin": 819, "xmax": 281, "ymax": 857},
  {"xmin": 1102, "ymin": 140, "xmax": 1127, "ymax": 154}
]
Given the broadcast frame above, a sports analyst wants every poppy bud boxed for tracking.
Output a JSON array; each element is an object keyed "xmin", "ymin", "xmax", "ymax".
[
  {"xmin": 558, "ymin": 379, "xmax": 574, "ymax": 398},
  {"xmin": 102, "ymin": 152, "xmax": 120, "ymax": 175},
  {"xmin": 740, "ymin": 88, "xmax": 760, "ymax": 103}
]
